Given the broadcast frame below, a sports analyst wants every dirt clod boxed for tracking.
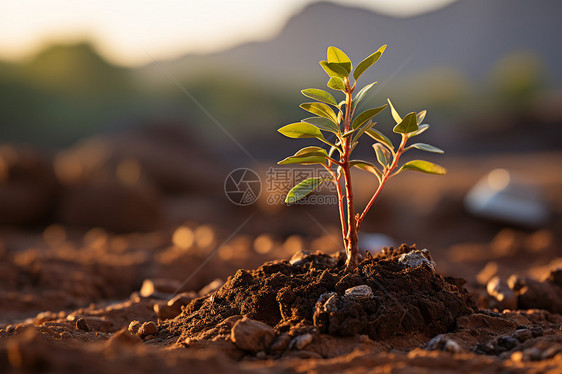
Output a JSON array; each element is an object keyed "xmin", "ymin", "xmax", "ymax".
[{"xmin": 75, "ymin": 318, "xmax": 89, "ymax": 332}]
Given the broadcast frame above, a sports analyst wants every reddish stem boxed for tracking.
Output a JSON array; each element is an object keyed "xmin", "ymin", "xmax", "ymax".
[{"xmin": 356, "ymin": 134, "xmax": 408, "ymax": 230}]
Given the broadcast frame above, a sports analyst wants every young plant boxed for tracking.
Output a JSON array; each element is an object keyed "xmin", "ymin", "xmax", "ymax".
[{"xmin": 277, "ymin": 44, "xmax": 447, "ymax": 271}]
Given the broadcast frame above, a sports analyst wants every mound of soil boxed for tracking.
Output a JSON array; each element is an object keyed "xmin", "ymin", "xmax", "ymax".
[{"xmin": 163, "ymin": 245, "xmax": 477, "ymax": 350}]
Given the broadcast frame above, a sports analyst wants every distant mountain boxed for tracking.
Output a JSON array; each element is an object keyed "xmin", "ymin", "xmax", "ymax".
[{"xmin": 151, "ymin": 0, "xmax": 562, "ymax": 85}]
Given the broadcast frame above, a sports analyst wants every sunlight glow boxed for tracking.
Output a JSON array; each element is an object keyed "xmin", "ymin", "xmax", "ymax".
[{"xmin": 0, "ymin": 0, "xmax": 457, "ymax": 66}]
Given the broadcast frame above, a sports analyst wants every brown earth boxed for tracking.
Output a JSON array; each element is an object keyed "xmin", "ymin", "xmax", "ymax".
[{"xmin": 1, "ymin": 143, "xmax": 561, "ymax": 372}]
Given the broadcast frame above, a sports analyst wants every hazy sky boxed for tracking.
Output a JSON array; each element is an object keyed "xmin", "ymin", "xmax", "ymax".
[{"xmin": 0, "ymin": 0, "xmax": 457, "ymax": 66}]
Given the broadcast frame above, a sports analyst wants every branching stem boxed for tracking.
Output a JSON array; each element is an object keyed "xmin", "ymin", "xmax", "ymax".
[{"xmin": 356, "ymin": 134, "xmax": 408, "ymax": 230}]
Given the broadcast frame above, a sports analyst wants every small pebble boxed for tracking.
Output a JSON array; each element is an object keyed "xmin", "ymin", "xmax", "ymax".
[
  {"xmin": 75, "ymin": 318, "xmax": 89, "ymax": 332},
  {"xmin": 398, "ymin": 249, "xmax": 436, "ymax": 272},
  {"xmin": 344, "ymin": 285, "xmax": 373, "ymax": 300},
  {"xmin": 513, "ymin": 329, "xmax": 533, "ymax": 342},
  {"xmin": 475, "ymin": 342, "xmax": 495, "ymax": 355},
  {"xmin": 497, "ymin": 336, "xmax": 518, "ymax": 350},
  {"xmin": 138, "ymin": 321, "xmax": 158, "ymax": 337},
  {"xmin": 291, "ymin": 333, "xmax": 313, "ymax": 350},
  {"xmin": 6, "ymin": 325, "xmax": 15, "ymax": 334},
  {"xmin": 270, "ymin": 333, "xmax": 291, "ymax": 353},
  {"xmin": 531, "ymin": 325, "xmax": 544, "ymax": 337},
  {"xmin": 289, "ymin": 250, "xmax": 311, "ymax": 266},
  {"xmin": 255, "ymin": 351, "xmax": 266, "ymax": 359},
  {"xmin": 60, "ymin": 331, "xmax": 71, "ymax": 339},
  {"xmin": 128, "ymin": 320, "xmax": 141, "ymax": 335},
  {"xmin": 230, "ymin": 316, "xmax": 274, "ymax": 353},
  {"xmin": 359, "ymin": 335, "xmax": 371, "ymax": 343},
  {"xmin": 443, "ymin": 339, "xmax": 463, "ymax": 353}
]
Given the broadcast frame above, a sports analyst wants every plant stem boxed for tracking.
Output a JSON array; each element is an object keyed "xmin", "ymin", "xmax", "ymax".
[
  {"xmin": 342, "ymin": 78, "xmax": 359, "ymax": 271},
  {"xmin": 322, "ymin": 163, "xmax": 347, "ymax": 247},
  {"xmin": 356, "ymin": 134, "xmax": 408, "ymax": 230}
]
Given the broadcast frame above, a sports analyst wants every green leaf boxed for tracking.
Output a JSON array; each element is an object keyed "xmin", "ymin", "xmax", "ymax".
[
  {"xmin": 300, "ymin": 102, "xmax": 338, "ymax": 123},
  {"xmin": 387, "ymin": 98, "xmax": 402, "ymax": 124},
  {"xmin": 352, "ymin": 120, "xmax": 376, "ymax": 144},
  {"xmin": 301, "ymin": 88, "xmax": 338, "ymax": 106},
  {"xmin": 327, "ymin": 77, "xmax": 346, "ymax": 91},
  {"xmin": 406, "ymin": 143, "xmax": 444, "ymax": 154},
  {"xmin": 278, "ymin": 122, "xmax": 325, "ymax": 140},
  {"xmin": 302, "ymin": 117, "xmax": 340, "ymax": 134},
  {"xmin": 350, "ymin": 160, "xmax": 382, "ymax": 179},
  {"xmin": 353, "ymin": 44, "xmax": 387, "ymax": 81},
  {"xmin": 409, "ymin": 124, "xmax": 429, "ymax": 137},
  {"xmin": 278, "ymin": 146, "xmax": 329, "ymax": 165},
  {"xmin": 416, "ymin": 110, "xmax": 427, "ymax": 125},
  {"xmin": 366, "ymin": 129, "xmax": 394, "ymax": 150},
  {"xmin": 285, "ymin": 177, "xmax": 329, "ymax": 203},
  {"xmin": 396, "ymin": 160, "xmax": 447, "ymax": 175},
  {"xmin": 393, "ymin": 112, "xmax": 419, "ymax": 134},
  {"xmin": 327, "ymin": 46, "xmax": 352, "ymax": 73},
  {"xmin": 320, "ymin": 60, "xmax": 348, "ymax": 78},
  {"xmin": 351, "ymin": 105, "xmax": 386, "ymax": 129},
  {"xmin": 351, "ymin": 82, "xmax": 377, "ymax": 112},
  {"xmin": 373, "ymin": 143, "xmax": 391, "ymax": 168}
]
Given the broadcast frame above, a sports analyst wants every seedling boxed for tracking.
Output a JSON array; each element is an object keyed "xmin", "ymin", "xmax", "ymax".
[{"xmin": 278, "ymin": 44, "xmax": 446, "ymax": 271}]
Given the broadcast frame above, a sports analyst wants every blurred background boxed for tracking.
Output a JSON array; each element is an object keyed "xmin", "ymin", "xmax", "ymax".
[{"xmin": 1, "ymin": 0, "xmax": 561, "ymax": 320}]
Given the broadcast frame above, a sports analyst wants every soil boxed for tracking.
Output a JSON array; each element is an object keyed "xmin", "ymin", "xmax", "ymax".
[
  {"xmin": 1, "ymin": 141, "xmax": 561, "ymax": 372},
  {"xmin": 1, "ymin": 237, "xmax": 560, "ymax": 373},
  {"xmin": 163, "ymin": 245, "xmax": 475, "ymax": 349}
]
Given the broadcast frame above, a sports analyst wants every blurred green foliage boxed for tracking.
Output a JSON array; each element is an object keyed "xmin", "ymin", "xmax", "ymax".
[{"xmin": 0, "ymin": 41, "xmax": 550, "ymax": 150}]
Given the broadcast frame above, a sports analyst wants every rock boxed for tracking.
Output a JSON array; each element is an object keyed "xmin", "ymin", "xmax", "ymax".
[
  {"xmin": 398, "ymin": 249, "xmax": 436, "ymax": 272},
  {"xmin": 317, "ymin": 292, "xmax": 338, "ymax": 313},
  {"xmin": 75, "ymin": 318, "xmax": 89, "ymax": 332},
  {"xmin": 487, "ymin": 276, "xmax": 517, "ymax": 310},
  {"xmin": 137, "ymin": 321, "xmax": 158, "ymax": 338},
  {"xmin": 443, "ymin": 339, "xmax": 463, "ymax": 353},
  {"xmin": 154, "ymin": 302, "xmax": 182, "ymax": 320},
  {"xmin": 426, "ymin": 334, "xmax": 463, "ymax": 353},
  {"xmin": 531, "ymin": 325, "xmax": 544, "ymax": 337},
  {"xmin": 359, "ymin": 335, "xmax": 371, "ymax": 343},
  {"xmin": 290, "ymin": 333, "xmax": 313, "ymax": 350},
  {"xmin": 513, "ymin": 329, "xmax": 533, "ymax": 342},
  {"xmin": 497, "ymin": 336, "xmax": 518, "ymax": 350},
  {"xmin": 199, "ymin": 278, "xmax": 224, "ymax": 296},
  {"xmin": 230, "ymin": 316, "xmax": 274, "ymax": 353},
  {"xmin": 270, "ymin": 333, "xmax": 291, "ymax": 354},
  {"xmin": 128, "ymin": 320, "xmax": 141, "ymax": 335},
  {"xmin": 289, "ymin": 250, "xmax": 311, "ymax": 266},
  {"xmin": 475, "ymin": 342, "xmax": 495, "ymax": 355},
  {"xmin": 464, "ymin": 168, "xmax": 548, "ymax": 227},
  {"xmin": 344, "ymin": 285, "xmax": 373, "ymax": 300}
]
